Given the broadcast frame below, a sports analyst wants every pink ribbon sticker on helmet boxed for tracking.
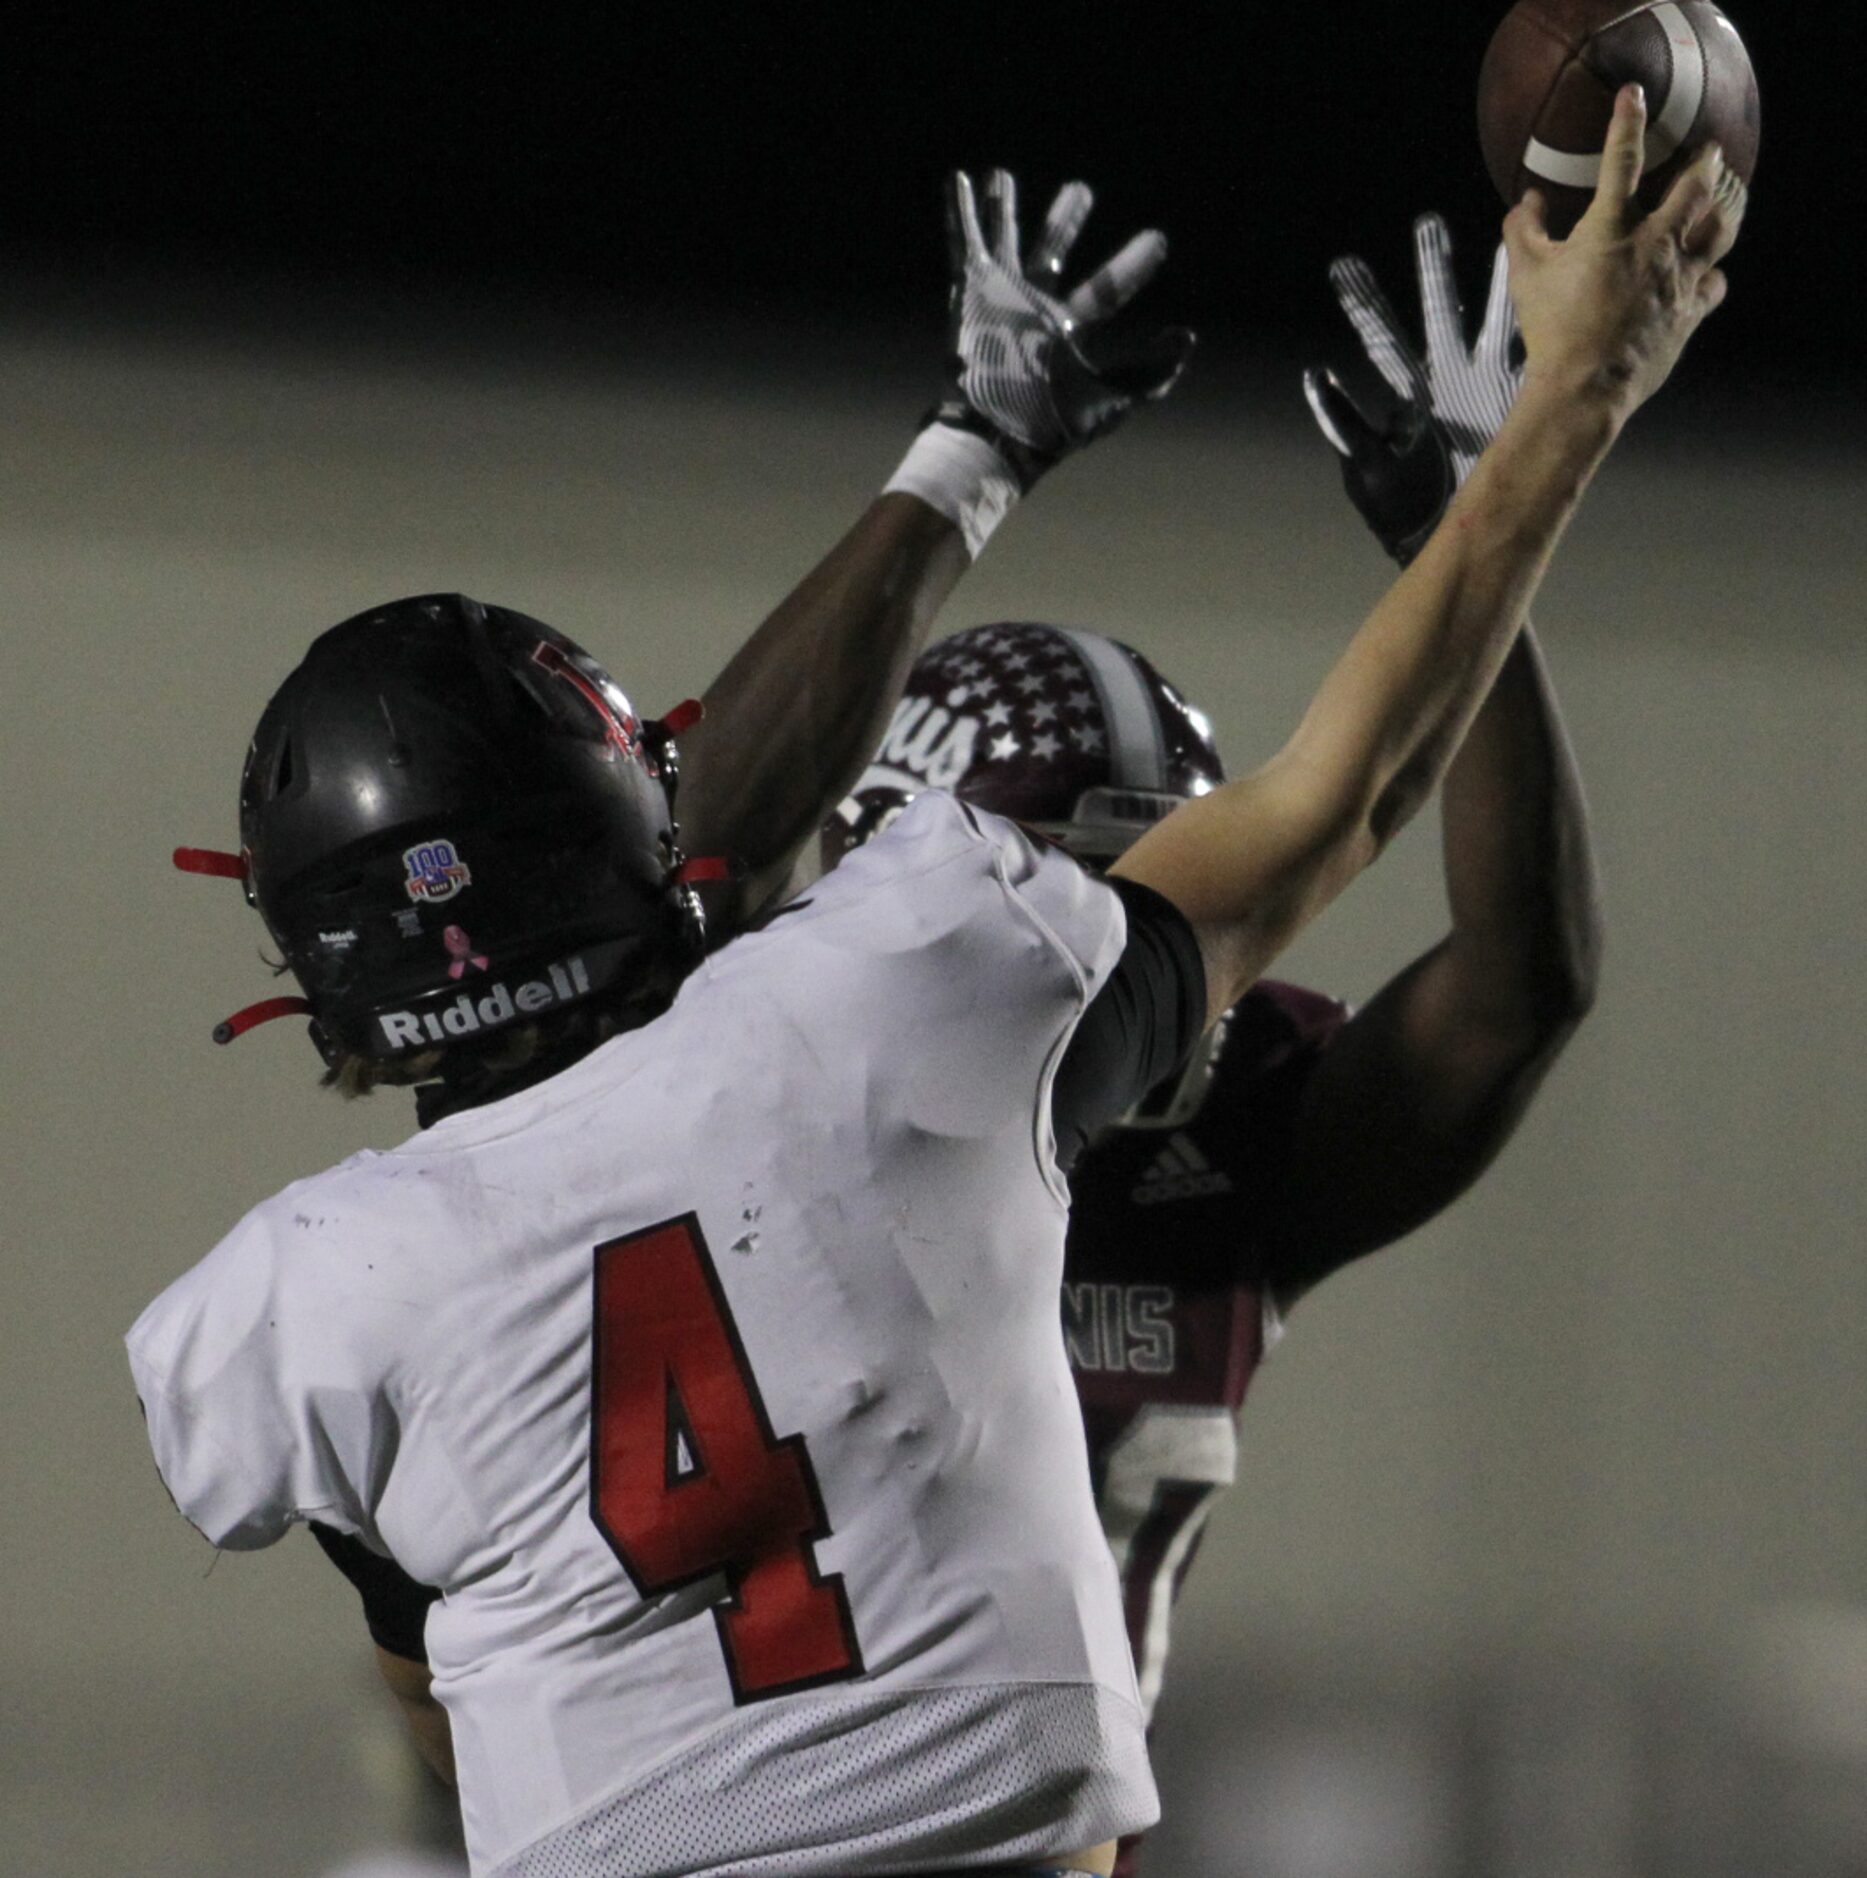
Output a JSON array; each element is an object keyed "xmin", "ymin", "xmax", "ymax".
[{"xmin": 443, "ymin": 925, "xmax": 490, "ymax": 980}]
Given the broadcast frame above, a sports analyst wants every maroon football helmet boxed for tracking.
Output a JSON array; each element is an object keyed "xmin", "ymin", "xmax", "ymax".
[
  {"xmin": 823, "ymin": 622, "xmax": 1228, "ymax": 1127},
  {"xmin": 822, "ymin": 622, "xmax": 1224, "ymax": 871}
]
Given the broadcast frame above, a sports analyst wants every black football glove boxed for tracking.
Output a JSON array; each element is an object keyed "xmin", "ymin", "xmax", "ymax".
[
  {"xmin": 934, "ymin": 168, "xmax": 1195, "ymax": 490},
  {"xmin": 1304, "ymin": 214, "xmax": 1522, "ymax": 566}
]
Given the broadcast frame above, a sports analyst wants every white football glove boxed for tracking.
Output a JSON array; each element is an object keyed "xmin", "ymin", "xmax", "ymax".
[
  {"xmin": 935, "ymin": 167, "xmax": 1194, "ymax": 488},
  {"xmin": 1304, "ymin": 214, "xmax": 1522, "ymax": 564},
  {"xmin": 886, "ymin": 169, "xmax": 1192, "ymax": 557}
]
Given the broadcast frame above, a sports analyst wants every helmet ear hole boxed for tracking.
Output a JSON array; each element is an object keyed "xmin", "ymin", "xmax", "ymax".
[
  {"xmin": 271, "ymin": 735, "xmax": 296, "ymax": 798},
  {"xmin": 309, "ymin": 869, "xmax": 365, "ymax": 904}
]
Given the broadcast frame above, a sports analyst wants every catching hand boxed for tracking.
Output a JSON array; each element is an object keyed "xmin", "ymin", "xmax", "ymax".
[
  {"xmin": 935, "ymin": 169, "xmax": 1194, "ymax": 489},
  {"xmin": 1305, "ymin": 216, "xmax": 1522, "ymax": 565},
  {"xmin": 1505, "ymin": 84, "xmax": 1743, "ymax": 418}
]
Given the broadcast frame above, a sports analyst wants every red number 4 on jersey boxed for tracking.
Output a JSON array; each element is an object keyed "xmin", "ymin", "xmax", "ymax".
[{"xmin": 590, "ymin": 1214, "xmax": 865, "ymax": 1702}]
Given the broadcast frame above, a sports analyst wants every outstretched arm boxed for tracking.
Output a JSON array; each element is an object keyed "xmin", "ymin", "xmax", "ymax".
[
  {"xmin": 1114, "ymin": 91, "xmax": 1734, "ymax": 1031},
  {"xmin": 678, "ymin": 497, "xmax": 967, "ymax": 927},
  {"xmin": 677, "ymin": 169, "xmax": 1192, "ymax": 932},
  {"xmin": 1266, "ymin": 632, "xmax": 1600, "ymax": 1301},
  {"xmin": 1259, "ymin": 220, "xmax": 1603, "ymax": 1304}
]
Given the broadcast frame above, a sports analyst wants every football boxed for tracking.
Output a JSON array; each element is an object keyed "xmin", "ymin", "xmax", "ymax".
[{"xmin": 1478, "ymin": 1, "xmax": 1759, "ymax": 234}]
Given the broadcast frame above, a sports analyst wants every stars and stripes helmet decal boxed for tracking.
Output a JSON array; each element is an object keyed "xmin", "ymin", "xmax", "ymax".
[{"xmin": 823, "ymin": 622, "xmax": 1224, "ymax": 869}]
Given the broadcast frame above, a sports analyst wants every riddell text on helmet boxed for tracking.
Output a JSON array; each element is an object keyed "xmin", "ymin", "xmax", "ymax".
[{"xmin": 374, "ymin": 954, "xmax": 594, "ymax": 1052}]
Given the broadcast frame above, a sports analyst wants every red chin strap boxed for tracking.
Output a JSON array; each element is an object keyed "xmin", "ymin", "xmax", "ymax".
[
  {"xmin": 174, "ymin": 846, "xmax": 248, "ymax": 880},
  {"xmin": 212, "ymin": 996, "xmax": 312, "ymax": 1046},
  {"xmin": 176, "ymin": 848, "xmax": 305, "ymax": 1043},
  {"xmin": 646, "ymin": 703, "xmax": 727, "ymax": 889},
  {"xmin": 654, "ymin": 698, "xmax": 705, "ymax": 738}
]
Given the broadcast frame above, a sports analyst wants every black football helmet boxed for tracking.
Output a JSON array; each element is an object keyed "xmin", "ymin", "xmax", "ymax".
[
  {"xmin": 182, "ymin": 594, "xmax": 705, "ymax": 1066},
  {"xmin": 822, "ymin": 621, "xmax": 1227, "ymax": 1127}
]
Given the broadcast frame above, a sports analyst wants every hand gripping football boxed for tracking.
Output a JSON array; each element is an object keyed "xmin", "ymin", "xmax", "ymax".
[{"xmin": 1478, "ymin": 1, "xmax": 1759, "ymax": 235}]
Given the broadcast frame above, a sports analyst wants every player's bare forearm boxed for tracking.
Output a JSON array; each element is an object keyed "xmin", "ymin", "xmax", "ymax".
[
  {"xmin": 1278, "ymin": 379, "xmax": 1609, "ymax": 849},
  {"xmin": 676, "ymin": 494, "xmax": 967, "ymax": 930},
  {"xmin": 673, "ymin": 170, "xmax": 1192, "ymax": 934},
  {"xmin": 675, "ymin": 170, "xmax": 1191, "ymax": 935},
  {"xmin": 1258, "ymin": 629, "xmax": 1602, "ymax": 1304},
  {"xmin": 375, "ymin": 1645, "xmax": 457, "ymax": 1788},
  {"xmin": 1114, "ymin": 373, "xmax": 1615, "ymax": 1026},
  {"xmin": 1436, "ymin": 624, "xmax": 1601, "ymax": 1039}
]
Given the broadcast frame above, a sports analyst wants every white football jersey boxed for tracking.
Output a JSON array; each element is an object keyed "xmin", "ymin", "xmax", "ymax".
[{"xmin": 128, "ymin": 795, "xmax": 1159, "ymax": 1876}]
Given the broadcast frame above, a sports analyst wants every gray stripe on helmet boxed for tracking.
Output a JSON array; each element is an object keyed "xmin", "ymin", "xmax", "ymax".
[{"xmin": 1053, "ymin": 627, "xmax": 1167, "ymax": 792}]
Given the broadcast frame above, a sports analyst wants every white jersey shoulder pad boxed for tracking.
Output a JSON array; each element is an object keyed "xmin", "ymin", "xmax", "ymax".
[{"xmin": 125, "ymin": 1153, "xmax": 399, "ymax": 1550}]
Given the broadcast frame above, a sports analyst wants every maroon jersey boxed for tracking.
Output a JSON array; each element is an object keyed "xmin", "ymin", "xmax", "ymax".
[{"xmin": 1064, "ymin": 979, "xmax": 1349, "ymax": 1878}]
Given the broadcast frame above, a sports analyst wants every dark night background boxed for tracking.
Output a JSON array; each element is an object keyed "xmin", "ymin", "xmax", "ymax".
[{"xmin": 6, "ymin": 3, "xmax": 1847, "ymax": 408}]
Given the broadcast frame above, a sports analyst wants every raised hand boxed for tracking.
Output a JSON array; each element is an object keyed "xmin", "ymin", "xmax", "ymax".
[
  {"xmin": 1505, "ymin": 83, "xmax": 1743, "ymax": 417},
  {"xmin": 1305, "ymin": 216, "xmax": 1522, "ymax": 565},
  {"xmin": 935, "ymin": 168, "xmax": 1195, "ymax": 489}
]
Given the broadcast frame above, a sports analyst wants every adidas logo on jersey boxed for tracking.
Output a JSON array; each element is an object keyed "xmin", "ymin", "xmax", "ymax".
[
  {"xmin": 374, "ymin": 953, "xmax": 595, "ymax": 1053},
  {"xmin": 1131, "ymin": 1134, "xmax": 1234, "ymax": 1205}
]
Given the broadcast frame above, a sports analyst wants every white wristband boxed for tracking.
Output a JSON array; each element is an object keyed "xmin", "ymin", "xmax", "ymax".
[{"xmin": 883, "ymin": 424, "xmax": 1021, "ymax": 559}]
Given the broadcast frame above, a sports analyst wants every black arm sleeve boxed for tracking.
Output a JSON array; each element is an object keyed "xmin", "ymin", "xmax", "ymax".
[
  {"xmin": 307, "ymin": 1520, "xmax": 441, "ymax": 1665},
  {"xmin": 1050, "ymin": 875, "xmax": 1207, "ymax": 1170}
]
